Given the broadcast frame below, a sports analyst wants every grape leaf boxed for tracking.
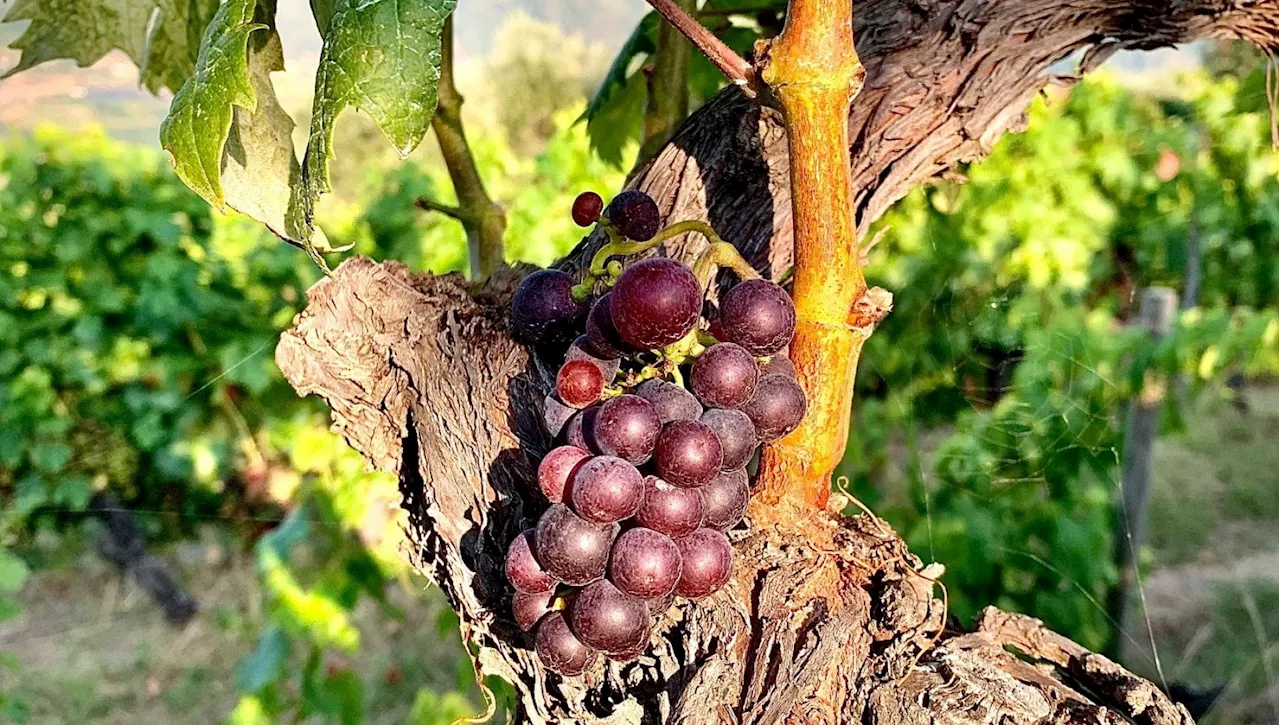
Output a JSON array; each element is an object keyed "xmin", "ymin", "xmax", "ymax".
[
  {"xmin": 160, "ymin": 0, "xmax": 331, "ymax": 249},
  {"xmin": 285, "ymin": 0, "xmax": 457, "ymax": 244},
  {"xmin": 1, "ymin": 0, "xmax": 208, "ymax": 93},
  {"xmin": 581, "ymin": 12, "xmax": 657, "ymax": 166}
]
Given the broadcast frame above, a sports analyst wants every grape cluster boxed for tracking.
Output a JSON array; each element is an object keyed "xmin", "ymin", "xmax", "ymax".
[{"xmin": 506, "ymin": 190, "xmax": 805, "ymax": 676}]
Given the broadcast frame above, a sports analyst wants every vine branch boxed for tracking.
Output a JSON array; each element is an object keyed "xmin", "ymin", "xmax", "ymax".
[
  {"xmin": 644, "ymin": 0, "xmax": 755, "ymax": 95},
  {"xmin": 427, "ymin": 17, "xmax": 506, "ymax": 281},
  {"xmin": 636, "ymin": 0, "xmax": 695, "ymax": 174}
]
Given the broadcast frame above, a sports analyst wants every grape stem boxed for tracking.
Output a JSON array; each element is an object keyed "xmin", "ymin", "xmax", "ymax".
[
  {"xmin": 691, "ymin": 242, "xmax": 761, "ymax": 290},
  {"xmin": 588, "ymin": 219, "xmax": 736, "ymax": 276}
]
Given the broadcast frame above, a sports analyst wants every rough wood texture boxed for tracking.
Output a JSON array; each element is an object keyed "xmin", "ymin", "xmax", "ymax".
[{"xmin": 276, "ymin": 1, "xmax": 1275, "ymax": 722}]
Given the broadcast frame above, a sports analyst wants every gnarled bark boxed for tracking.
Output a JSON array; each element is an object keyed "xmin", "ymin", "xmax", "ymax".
[{"xmin": 276, "ymin": 1, "xmax": 1275, "ymax": 722}]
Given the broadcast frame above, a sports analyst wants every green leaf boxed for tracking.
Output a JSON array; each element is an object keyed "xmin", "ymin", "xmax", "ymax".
[
  {"xmin": 0, "ymin": 552, "xmax": 29, "ymax": 593},
  {"xmin": 1, "ymin": 0, "xmax": 208, "ymax": 93},
  {"xmin": 286, "ymin": 0, "xmax": 457, "ymax": 243},
  {"xmin": 160, "ymin": 0, "xmax": 330, "ymax": 249},
  {"xmin": 581, "ymin": 12, "xmax": 656, "ymax": 166},
  {"xmin": 309, "ymin": 0, "xmax": 334, "ymax": 35},
  {"xmin": 235, "ymin": 625, "xmax": 289, "ymax": 693}
]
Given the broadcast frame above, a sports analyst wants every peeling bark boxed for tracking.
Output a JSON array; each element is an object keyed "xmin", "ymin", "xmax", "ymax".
[{"xmin": 276, "ymin": 1, "xmax": 1275, "ymax": 722}]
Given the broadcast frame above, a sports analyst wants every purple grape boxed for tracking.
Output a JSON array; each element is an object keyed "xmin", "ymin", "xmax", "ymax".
[
  {"xmin": 593, "ymin": 394, "xmax": 661, "ymax": 464},
  {"xmin": 635, "ymin": 379, "xmax": 702, "ymax": 423},
  {"xmin": 690, "ymin": 343, "xmax": 759, "ymax": 409},
  {"xmin": 566, "ymin": 335, "xmax": 621, "ymax": 381},
  {"xmin": 610, "ymin": 259, "xmax": 702, "ymax": 350},
  {"xmin": 636, "ymin": 475, "xmax": 704, "ymax": 539},
  {"xmin": 608, "ymin": 527, "xmax": 682, "ymax": 600},
  {"xmin": 760, "ymin": 354, "xmax": 796, "ymax": 378},
  {"xmin": 654, "ymin": 420, "xmax": 723, "ymax": 488},
  {"xmin": 740, "ymin": 373, "xmax": 807, "ymax": 441},
  {"xmin": 720, "ymin": 279, "xmax": 796, "ymax": 355},
  {"xmin": 513, "ymin": 590, "xmax": 555, "ymax": 631},
  {"xmin": 586, "ymin": 294, "xmax": 630, "ymax": 359},
  {"xmin": 569, "ymin": 456, "xmax": 645, "ymax": 523},
  {"xmin": 557, "ymin": 359, "xmax": 605, "ymax": 408},
  {"xmin": 506, "ymin": 529, "xmax": 557, "ymax": 594},
  {"xmin": 606, "ymin": 190, "xmax": 660, "ymax": 242},
  {"xmin": 535, "ymin": 504, "xmax": 618, "ymax": 586},
  {"xmin": 701, "ymin": 468, "xmax": 749, "ymax": 531},
  {"xmin": 675, "ymin": 528, "xmax": 733, "ymax": 599},
  {"xmin": 511, "ymin": 269, "xmax": 588, "ymax": 346},
  {"xmin": 562, "ymin": 406, "xmax": 600, "ymax": 452},
  {"xmin": 544, "ymin": 393, "xmax": 578, "ymax": 440},
  {"xmin": 536, "ymin": 611, "xmax": 598, "ymax": 676},
  {"xmin": 699, "ymin": 408, "xmax": 757, "ymax": 471},
  {"xmin": 568, "ymin": 580, "xmax": 651, "ymax": 655},
  {"xmin": 605, "ymin": 642, "xmax": 646, "ymax": 663},
  {"xmin": 572, "ymin": 191, "xmax": 604, "ymax": 227},
  {"xmin": 537, "ymin": 445, "xmax": 591, "ymax": 503}
]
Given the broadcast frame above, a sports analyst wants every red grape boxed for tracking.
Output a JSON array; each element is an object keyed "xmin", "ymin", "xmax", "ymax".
[
  {"xmin": 760, "ymin": 354, "xmax": 796, "ymax": 378},
  {"xmin": 690, "ymin": 343, "xmax": 759, "ymax": 409},
  {"xmin": 569, "ymin": 455, "xmax": 645, "ymax": 523},
  {"xmin": 536, "ymin": 611, "xmax": 598, "ymax": 676},
  {"xmin": 608, "ymin": 527, "xmax": 682, "ymax": 600},
  {"xmin": 720, "ymin": 279, "xmax": 796, "ymax": 355},
  {"xmin": 674, "ymin": 528, "xmax": 733, "ymax": 599},
  {"xmin": 610, "ymin": 259, "xmax": 702, "ymax": 350},
  {"xmin": 572, "ymin": 191, "xmax": 604, "ymax": 227},
  {"xmin": 585, "ymin": 294, "xmax": 630, "ymax": 359},
  {"xmin": 741, "ymin": 373, "xmax": 807, "ymax": 441},
  {"xmin": 698, "ymin": 408, "xmax": 757, "ymax": 471},
  {"xmin": 506, "ymin": 529, "xmax": 557, "ymax": 594},
  {"xmin": 537, "ymin": 445, "xmax": 591, "ymax": 503},
  {"xmin": 654, "ymin": 420, "xmax": 723, "ymax": 488},
  {"xmin": 635, "ymin": 379, "xmax": 703, "ymax": 423},
  {"xmin": 513, "ymin": 589, "xmax": 555, "ymax": 631},
  {"xmin": 636, "ymin": 475, "xmax": 704, "ymax": 539},
  {"xmin": 535, "ymin": 504, "xmax": 618, "ymax": 586},
  {"xmin": 605, "ymin": 190, "xmax": 660, "ymax": 241},
  {"xmin": 511, "ymin": 269, "xmax": 589, "ymax": 346},
  {"xmin": 562, "ymin": 406, "xmax": 600, "ymax": 452},
  {"xmin": 568, "ymin": 580, "xmax": 651, "ymax": 655},
  {"xmin": 701, "ymin": 468, "xmax": 749, "ymax": 531},
  {"xmin": 593, "ymin": 394, "xmax": 661, "ymax": 464},
  {"xmin": 567, "ymin": 335, "xmax": 621, "ymax": 381},
  {"xmin": 544, "ymin": 393, "xmax": 578, "ymax": 440},
  {"xmin": 557, "ymin": 359, "xmax": 605, "ymax": 408}
]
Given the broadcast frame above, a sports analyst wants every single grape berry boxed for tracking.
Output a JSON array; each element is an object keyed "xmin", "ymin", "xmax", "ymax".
[
  {"xmin": 566, "ymin": 335, "xmax": 621, "ymax": 381},
  {"xmin": 557, "ymin": 359, "xmax": 605, "ymax": 408},
  {"xmin": 562, "ymin": 406, "xmax": 600, "ymax": 452},
  {"xmin": 690, "ymin": 343, "xmax": 759, "ymax": 409},
  {"xmin": 636, "ymin": 475, "xmax": 704, "ymax": 539},
  {"xmin": 536, "ymin": 611, "xmax": 598, "ymax": 676},
  {"xmin": 741, "ymin": 373, "xmax": 808, "ymax": 441},
  {"xmin": 720, "ymin": 279, "xmax": 796, "ymax": 355},
  {"xmin": 610, "ymin": 259, "xmax": 702, "ymax": 350},
  {"xmin": 605, "ymin": 190, "xmax": 660, "ymax": 241},
  {"xmin": 654, "ymin": 420, "xmax": 723, "ymax": 488},
  {"xmin": 701, "ymin": 468, "xmax": 749, "ymax": 531},
  {"xmin": 572, "ymin": 191, "xmax": 604, "ymax": 227},
  {"xmin": 568, "ymin": 580, "xmax": 651, "ymax": 655},
  {"xmin": 760, "ymin": 354, "xmax": 796, "ymax": 378},
  {"xmin": 675, "ymin": 528, "xmax": 734, "ymax": 599},
  {"xmin": 608, "ymin": 527, "xmax": 682, "ymax": 600},
  {"xmin": 513, "ymin": 589, "xmax": 555, "ymax": 631},
  {"xmin": 510, "ymin": 269, "xmax": 588, "ymax": 346},
  {"xmin": 544, "ymin": 393, "xmax": 578, "ymax": 440},
  {"xmin": 535, "ymin": 504, "xmax": 618, "ymax": 586},
  {"xmin": 635, "ymin": 379, "xmax": 703, "ymax": 423},
  {"xmin": 569, "ymin": 455, "xmax": 645, "ymax": 523},
  {"xmin": 537, "ymin": 445, "xmax": 591, "ymax": 503},
  {"xmin": 699, "ymin": 408, "xmax": 757, "ymax": 471},
  {"xmin": 592, "ymin": 394, "xmax": 661, "ymax": 464},
  {"xmin": 586, "ymin": 294, "xmax": 630, "ymax": 359},
  {"xmin": 506, "ymin": 529, "xmax": 557, "ymax": 594}
]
